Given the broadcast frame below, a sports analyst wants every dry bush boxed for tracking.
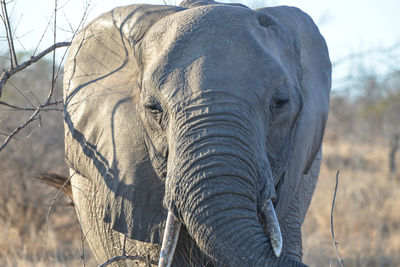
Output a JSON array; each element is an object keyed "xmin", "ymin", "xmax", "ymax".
[
  {"xmin": 0, "ymin": 58, "xmax": 96, "ymax": 266},
  {"xmin": 302, "ymin": 70, "xmax": 400, "ymax": 266},
  {"xmin": 302, "ymin": 128, "xmax": 400, "ymax": 266}
]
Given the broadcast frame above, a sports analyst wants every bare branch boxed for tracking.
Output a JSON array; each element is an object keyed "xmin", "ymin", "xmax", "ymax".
[
  {"xmin": 32, "ymin": 9, "xmax": 53, "ymax": 56},
  {"xmin": 0, "ymin": 41, "xmax": 70, "ymax": 98},
  {"xmin": 0, "ymin": 100, "xmax": 62, "ymax": 110},
  {"xmin": 48, "ymin": 0, "xmax": 58, "ymax": 103},
  {"xmin": 0, "ymin": 131, "xmax": 18, "ymax": 140},
  {"xmin": 1, "ymin": 0, "xmax": 18, "ymax": 66},
  {"xmin": 0, "ymin": 106, "xmax": 41, "ymax": 151},
  {"xmin": 1, "ymin": 1, "xmax": 14, "ymax": 67},
  {"xmin": 331, "ymin": 170, "xmax": 344, "ymax": 267},
  {"xmin": 43, "ymin": 172, "xmax": 74, "ymax": 259},
  {"xmin": 99, "ymin": 234, "xmax": 157, "ymax": 266},
  {"xmin": 98, "ymin": 255, "xmax": 158, "ymax": 267},
  {"xmin": 332, "ymin": 42, "xmax": 400, "ymax": 68},
  {"xmin": 17, "ymin": 71, "xmax": 41, "ymax": 106},
  {"xmin": 7, "ymin": 79, "xmax": 36, "ymax": 108},
  {"xmin": 0, "ymin": 0, "xmax": 91, "ymax": 155}
]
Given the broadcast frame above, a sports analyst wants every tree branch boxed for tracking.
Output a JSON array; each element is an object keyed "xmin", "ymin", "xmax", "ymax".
[
  {"xmin": 331, "ymin": 170, "xmax": 344, "ymax": 267},
  {"xmin": 0, "ymin": 100, "xmax": 62, "ymax": 110},
  {"xmin": 98, "ymin": 255, "xmax": 158, "ymax": 267},
  {"xmin": 332, "ymin": 42, "xmax": 400, "ymax": 68},
  {"xmin": 0, "ymin": 41, "xmax": 70, "ymax": 98},
  {"xmin": 1, "ymin": 0, "xmax": 18, "ymax": 67},
  {"xmin": 0, "ymin": 106, "xmax": 41, "ymax": 152},
  {"xmin": 48, "ymin": 0, "xmax": 58, "ymax": 102}
]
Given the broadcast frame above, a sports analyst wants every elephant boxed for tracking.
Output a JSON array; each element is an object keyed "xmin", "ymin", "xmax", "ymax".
[{"xmin": 55, "ymin": 0, "xmax": 331, "ymax": 266}]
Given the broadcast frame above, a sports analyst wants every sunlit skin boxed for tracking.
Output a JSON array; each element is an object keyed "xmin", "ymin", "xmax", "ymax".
[{"xmin": 60, "ymin": 0, "xmax": 331, "ymax": 266}]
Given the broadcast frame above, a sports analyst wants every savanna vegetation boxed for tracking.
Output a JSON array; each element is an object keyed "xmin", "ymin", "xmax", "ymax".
[
  {"xmin": 1, "ymin": 1, "xmax": 399, "ymax": 266},
  {"xmin": 1, "ymin": 56, "xmax": 399, "ymax": 267}
]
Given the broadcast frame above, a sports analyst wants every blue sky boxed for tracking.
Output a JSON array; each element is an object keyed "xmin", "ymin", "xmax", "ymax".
[{"xmin": 2, "ymin": 0, "xmax": 400, "ymax": 87}]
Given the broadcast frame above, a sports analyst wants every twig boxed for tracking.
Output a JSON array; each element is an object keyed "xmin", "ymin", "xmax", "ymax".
[
  {"xmin": 0, "ymin": 0, "xmax": 89, "ymax": 153},
  {"xmin": 99, "ymin": 234, "xmax": 158, "ymax": 266},
  {"xmin": 1, "ymin": 2, "xmax": 13, "ymax": 67},
  {"xmin": 0, "ymin": 106, "xmax": 41, "ymax": 151},
  {"xmin": 1, "ymin": 0, "xmax": 18, "ymax": 67},
  {"xmin": 6, "ymin": 79, "xmax": 36, "ymax": 108},
  {"xmin": 43, "ymin": 172, "xmax": 73, "ymax": 259},
  {"xmin": 332, "ymin": 42, "xmax": 400, "ymax": 68},
  {"xmin": 331, "ymin": 170, "xmax": 344, "ymax": 267},
  {"xmin": 98, "ymin": 255, "xmax": 158, "ymax": 267},
  {"xmin": 0, "ymin": 100, "xmax": 62, "ymax": 110},
  {"xmin": 0, "ymin": 41, "xmax": 71, "ymax": 97},
  {"xmin": 18, "ymin": 71, "xmax": 42, "ymax": 106},
  {"xmin": 49, "ymin": 0, "xmax": 57, "ymax": 103},
  {"xmin": 0, "ymin": 132, "xmax": 18, "ymax": 139},
  {"xmin": 32, "ymin": 8, "xmax": 53, "ymax": 56}
]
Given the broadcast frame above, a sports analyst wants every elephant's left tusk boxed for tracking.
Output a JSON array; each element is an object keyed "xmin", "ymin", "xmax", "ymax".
[
  {"xmin": 260, "ymin": 199, "xmax": 282, "ymax": 258},
  {"xmin": 159, "ymin": 211, "xmax": 181, "ymax": 267}
]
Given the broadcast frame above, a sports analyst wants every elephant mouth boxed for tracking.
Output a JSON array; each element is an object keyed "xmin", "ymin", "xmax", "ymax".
[
  {"xmin": 144, "ymin": 137, "xmax": 168, "ymax": 181},
  {"xmin": 158, "ymin": 201, "xmax": 282, "ymax": 266}
]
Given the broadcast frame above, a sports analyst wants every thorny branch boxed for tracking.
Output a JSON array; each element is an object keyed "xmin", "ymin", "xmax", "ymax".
[{"xmin": 331, "ymin": 171, "xmax": 344, "ymax": 267}]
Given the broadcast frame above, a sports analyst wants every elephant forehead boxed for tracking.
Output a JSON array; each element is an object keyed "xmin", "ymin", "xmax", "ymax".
[
  {"xmin": 143, "ymin": 5, "xmax": 259, "ymax": 50},
  {"xmin": 141, "ymin": 5, "xmax": 290, "ymax": 102}
]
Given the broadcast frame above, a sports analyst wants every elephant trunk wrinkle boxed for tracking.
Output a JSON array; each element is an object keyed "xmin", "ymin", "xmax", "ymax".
[
  {"xmin": 163, "ymin": 107, "xmax": 287, "ymax": 265},
  {"xmin": 171, "ymin": 117, "xmax": 263, "ymax": 181},
  {"xmin": 165, "ymin": 152, "xmax": 270, "ymax": 265}
]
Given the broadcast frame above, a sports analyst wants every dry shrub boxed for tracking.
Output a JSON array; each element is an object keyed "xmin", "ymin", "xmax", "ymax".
[
  {"xmin": 303, "ymin": 136, "xmax": 400, "ymax": 267},
  {"xmin": 0, "ymin": 59, "xmax": 96, "ymax": 266},
  {"xmin": 0, "ymin": 121, "xmax": 96, "ymax": 266}
]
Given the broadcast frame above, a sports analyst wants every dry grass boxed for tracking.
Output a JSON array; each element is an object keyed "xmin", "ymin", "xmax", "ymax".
[
  {"xmin": 0, "ymin": 180, "xmax": 96, "ymax": 266},
  {"xmin": 303, "ymin": 136, "xmax": 400, "ymax": 266}
]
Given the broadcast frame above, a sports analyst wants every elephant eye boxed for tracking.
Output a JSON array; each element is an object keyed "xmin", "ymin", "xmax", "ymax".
[
  {"xmin": 270, "ymin": 96, "xmax": 290, "ymax": 115},
  {"xmin": 144, "ymin": 96, "xmax": 165, "ymax": 127},
  {"xmin": 144, "ymin": 96, "xmax": 163, "ymax": 114},
  {"xmin": 146, "ymin": 103, "xmax": 163, "ymax": 114},
  {"xmin": 272, "ymin": 98, "xmax": 289, "ymax": 109}
]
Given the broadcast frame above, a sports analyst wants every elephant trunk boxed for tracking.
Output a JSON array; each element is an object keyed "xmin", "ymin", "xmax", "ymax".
[{"xmin": 163, "ymin": 102, "xmax": 305, "ymax": 266}]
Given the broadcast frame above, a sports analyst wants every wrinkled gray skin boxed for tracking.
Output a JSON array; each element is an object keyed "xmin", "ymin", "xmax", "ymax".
[{"xmin": 63, "ymin": 0, "xmax": 331, "ymax": 266}]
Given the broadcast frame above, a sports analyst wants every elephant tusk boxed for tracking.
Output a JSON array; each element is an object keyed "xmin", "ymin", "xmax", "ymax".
[
  {"xmin": 260, "ymin": 199, "xmax": 282, "ymax": 258},
  {"xmin": 158, "ymin": 211, "xmax": 181, "ymax": 267}
]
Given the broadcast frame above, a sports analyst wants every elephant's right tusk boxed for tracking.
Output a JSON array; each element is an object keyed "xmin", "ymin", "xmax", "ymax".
[
  {"xmin": 159, "ymin": 211, "xmax": 181, "ymax": 267},
  {"xmin": 260, "ymin": 199, "xmax": 282, "ymax": 258}
]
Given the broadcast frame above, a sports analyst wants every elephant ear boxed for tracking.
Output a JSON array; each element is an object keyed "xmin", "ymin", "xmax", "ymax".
[
  {"xmin": 63, "ymin": 4, "xmax": 183, "ymax": 243},
  {"xmin": 256, "ymin": 6, "xmax": 331, "ymax": 220}
]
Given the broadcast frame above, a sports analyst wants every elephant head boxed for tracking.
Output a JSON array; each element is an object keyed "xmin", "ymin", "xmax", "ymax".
[{"xmin": 63, "ymin": 0, "xmax": 331, "ymax": 266}]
